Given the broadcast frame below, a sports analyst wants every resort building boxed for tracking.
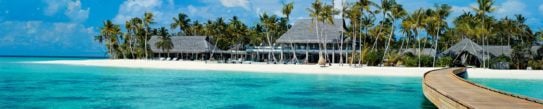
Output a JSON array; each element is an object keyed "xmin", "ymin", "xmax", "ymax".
[
  {"xmin": 149, "ymin": 36, "xmax": 222, "ymax": 60},
  {"xmin": 271, "ymin": 19, "xmax": 352, "ymax": 63},
  {"xmin": 441, "ymin": 38, "xmax": 542, "ymax": 67},
  {"xmin": 401, "ymin": 48, "xmax": 437, "ymax": 57}
]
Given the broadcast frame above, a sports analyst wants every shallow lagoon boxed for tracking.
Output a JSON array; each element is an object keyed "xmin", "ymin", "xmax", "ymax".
[
  {"xmin": 3, "ymin": 57, "xmax": 542, "ymax": 108},
  {"xmin": 468, "ymin": 78, "xmax": 543, "ymax": 100},
  {"xmin": 0, "ymin": 57, "xmax": 441, "ymax": 108}
]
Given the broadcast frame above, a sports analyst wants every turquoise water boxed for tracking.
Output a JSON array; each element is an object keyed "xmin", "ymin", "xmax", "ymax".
[
  {"xmin": 0, "ymin": 57, "xmax": 438, "ymax": 108},
  {"xmin": 468, "ymin": 78, "xmax": 543, "ymax": 100}
]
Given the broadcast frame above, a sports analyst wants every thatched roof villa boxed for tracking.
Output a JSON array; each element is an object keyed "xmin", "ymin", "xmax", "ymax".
[
  {"xmin": 149, "ymin": 36, "xmax": 222, "ymax": 60},
  {"xmin": 272, "ymin": 19, "xmax": 350, "ymax": 63},
  {"xmin": 441, "ymin": 38, "xmax": 542, "ymax": 67}
]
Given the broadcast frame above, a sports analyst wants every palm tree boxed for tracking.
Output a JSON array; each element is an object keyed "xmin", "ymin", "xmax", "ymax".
[
  {"xmin": 345, "ymin": 3, "xmax": 362, "ymax": 66},
  {"xmin": 124, "ymin": 20, "xmax": 136, "ymax": 58},
  {"xmin": 472, "ymin": 0, "xmax": 495, "ymax": 68},
  {"xmin": 227, "ymin": 16, "xmax": 249, "ymax": 60},
  {"xmin": 205, "ymin": 20, "xmax": 217, "ymax": 60},
  {"xmin": 411, "ymin": 9, "xmax": 426, "ymax": 67},
  {"xmin": 371, "ymin": 0, "xmax": 393, "ymax": 51},
  {"xmin": 259, "ymin": 13, "xmax": 279, "ymax": 63},
  {"xmin": 399, "ymin": 13, "xmax": 415, "ymax": 55},
  {"xmin": 97, "ymin": 20, "xmax": 121, "ymax": 59},
  {"xmin": 191, "ymin": 20, "xmax": 204, "ymax": 36},
  {"xmin": 171, "ymin": 13, "xmax": 191, "ymax": 36},
  {"xmin": 430, "ymin": 4, "xmax": 451, "ymax": 67},
  {"xmin": 382, "ymin": 2, "xmax": 406, "ymax": 66},
  {"xmin": 358, "ymin": 0, "xmax": 377, "ymax": 66},
  {"xmin": 282, "ymin": 2, "xmax": 296, "ymax": 63},
  {"xmin": 130, "ymin": 17, "xmax": 144, "ymax": 58},
  {"xmin": 321, "ymin": 4, "xmax": 339, "ymax": 65},
  {"xmin": 143, "ymin": 12, "xmax": 155, "ymax": 59},
  {"xmin": 155, "ymin": 27, "xmax": 174, "ymax": 58},
  {"xmin": 308, "ymin": 0, "xmax": 326, "ymax": 65},
  {"xmin": 282, "ymin": 2, "xmax": 294, "ymax": 20}
]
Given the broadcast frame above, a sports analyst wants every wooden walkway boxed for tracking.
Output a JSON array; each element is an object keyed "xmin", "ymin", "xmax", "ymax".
[{"xmin": 422, "ymin": 68, "xmax": 543, "ymax": 109}]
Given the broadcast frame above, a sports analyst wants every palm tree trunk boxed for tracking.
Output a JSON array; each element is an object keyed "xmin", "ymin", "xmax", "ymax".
[
  {"xmin": 144, "ymin": 31, "xmax": 148, "ymax": 59},
  {"xmin": 167, "ymin": 51, "xmax": 170, "ymax": 59},
  {"xmin": 340, "ymin": 32, "xmax": 344, "ymax": 66},
  {"xmin": 315, "ymin": 20, "xmax": 325, "ymax": 66},
  {"xmin": 290, "ymin": 42, "xmax": 297, "ymax": 64},
  {"xmin": 305, "ymin": 43, "xmax": 309, "ymax": 64},
  {"xmin": 280, "ymin": 45, "xmax": 284, "ymax": 64},
  {"xmin": 417, "ymin": 30, "xmax": 421, "ymax": 67},
  {"xmin": 266, "ymin": 32, "xmax": 277, "ymax": 63},
  {"xmin": 399, "ymin": 34, "xmax": 406, "ymax": 54},
  {"xmin": 433, "ymin": 27, "xmax": 440, "ymax": 67},
  {"xmin": 323, "ymin": 22, "xmax": 329, "ymax": 65},
  {"xmin": 382, "ymin": 20, "xmax": 395, "ymax": 66},
  {"xmin": 350, "ymin": 25, "xmax": 356, "ymax": 66}
]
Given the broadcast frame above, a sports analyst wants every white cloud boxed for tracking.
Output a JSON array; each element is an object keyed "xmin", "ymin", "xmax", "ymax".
[
  {"xmin": 65, "ymin": 0, "xmax": 89, "ymax": 22},
  {"xmin": 43, "ymin": 0, "xmax": 89, "ymax": 22},
  {"xmin": 219, "ymin": 0, "xmax": 249, "ymax": 10},
  {"xmin": 451, "ymin": 6, "xmax": 472, "ymax": 18},
  {"xmin": 0, "ymin": 21, "xmax": 101, "ymax": 54},
  {"xmin": 495, "ymin": 0, "xmax": 528, "ymax": 18},
  {"xmin": 539, "ymin": 4, "xmax": 543, "ymax": 15},
  {"xmin": 113, "ymin": 0, "xmax": 179, "ymax": 25},
  {"xmin": 113, "ymin": 0, "xmax": 162, "ymax": 24},
  {"xmin": 43, "ymin": 0, "xmax": 66, "ymax": 16}
]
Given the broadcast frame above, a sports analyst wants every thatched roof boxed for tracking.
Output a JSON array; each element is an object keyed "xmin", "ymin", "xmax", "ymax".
[
  {"xmin": 402, "ymin": 48, "xmax": 436, "ymax": 57},
  {"xmin": 441, "ymin": 38, "xmax": 487, "ymax": 60},
  {"xmin": 276, "ymin": 19, "xmax": 344, "ymax": 44},
  {"xmin": 149, "ymin": 36, "xmax": 221, "ymax": 53},
  {"xmin": 483, "ymin": 46, "xmax": 511, "ymax": 57},
  {"xmin": 228, "ymin": 43, "xmax": 246, "ymax": 51},
  {"xmin": 477, "ymin": 45, "xmax": 540, "ymax": 57},
  {"xmin": 532, "ymin": 46, "xmax": 542, "ymax": 56}
]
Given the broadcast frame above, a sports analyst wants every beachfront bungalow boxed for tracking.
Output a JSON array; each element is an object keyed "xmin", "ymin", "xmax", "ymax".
[
  {"xmin": 401, "ymin": 48, "xmax": 437, "ymax": 57},
  {"xmin": 272, "ymin": 19, "xmax": 351, "ymax": 63},
  {"xmin": 149, "ymin": 36, "xmax": 222, "ymax": 60},
  {"xmin": 441, "ymin": 38, "xmax": 542, "ymax": 67}
]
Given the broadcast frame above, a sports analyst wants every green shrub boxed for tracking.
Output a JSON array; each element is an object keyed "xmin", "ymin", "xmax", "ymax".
[
  {"xmin": 401, "ymin": 56, "xmax": 418, "ymax": 67},
  {"xmin": 364, "ymin": 50, "xmax": 384, "ymax": 66},
  {"xmin": 400, "ymin": 55, "xmax": 433, "ymax": 67},
  {"xmin": 419, "ymin": 55, "xmax": 433, "ymax": 67},
  {"xmin": 437, "ymin": 56, "xmax": 453, "ymax": 67},
  {"xmin": 511, "ymin": 43, "xmax": 532, "ymax": 69},
  {"xmin": 528, "ymin": 60, "xmax": 543, "ymax": 70},
  {"xmin": 489, "ymin": 55, "xmax": 511, "ymax": 69}
]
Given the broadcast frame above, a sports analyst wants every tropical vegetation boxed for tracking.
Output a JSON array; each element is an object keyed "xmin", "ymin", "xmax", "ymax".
[{"xmin": 94, "ymin": 0, "xmax": 543, "ymax": 69}]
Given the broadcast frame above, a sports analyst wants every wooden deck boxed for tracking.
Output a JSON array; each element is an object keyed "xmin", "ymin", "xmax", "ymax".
[{"xmin": 422, "ymin": 68, "xmax": 543, "ymax": 109}]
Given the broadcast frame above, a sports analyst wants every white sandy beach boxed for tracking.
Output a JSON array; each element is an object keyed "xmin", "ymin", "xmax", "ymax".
[{"xmin": 30, "ymin": 59, "xmax": 543, "ymax": 79}]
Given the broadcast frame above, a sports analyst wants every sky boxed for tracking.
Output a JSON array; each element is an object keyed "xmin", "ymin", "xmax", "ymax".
[{"xmin": 0, "ymin": 0, "xmax": 542, "ymax": 57}]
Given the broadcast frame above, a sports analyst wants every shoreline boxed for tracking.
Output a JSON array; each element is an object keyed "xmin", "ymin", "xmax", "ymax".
[{"xmin": 29, "ymin": 59, "xmax": 543, "ymax": 79}]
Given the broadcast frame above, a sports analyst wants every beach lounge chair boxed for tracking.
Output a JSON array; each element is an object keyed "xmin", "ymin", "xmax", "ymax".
[
  {"xmin": 173, "ymin": 57, "xmax": 178, "ymax": 61},
  {"xmin": 159, "ymin": 57, "xmax": 165, "ymax": 61},
  {"xmin": 237, "ymin": 59, "xmax": 243, "ymax": 64}
]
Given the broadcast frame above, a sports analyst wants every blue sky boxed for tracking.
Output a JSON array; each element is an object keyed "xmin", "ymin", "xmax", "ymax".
[{"xmin": 0, "ymin": 0, "xmax": 542, "ymax": 57}]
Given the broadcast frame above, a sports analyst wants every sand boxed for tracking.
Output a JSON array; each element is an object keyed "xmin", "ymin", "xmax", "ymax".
[{"xmin": 29, "ymin": 59, "xmax": 543, "ymax": 79}]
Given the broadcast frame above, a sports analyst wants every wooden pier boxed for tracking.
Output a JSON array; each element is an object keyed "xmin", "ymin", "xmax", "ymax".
[{"xmin": 422, "ymin": 68, "xmax": 543, "ymax": 109}]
